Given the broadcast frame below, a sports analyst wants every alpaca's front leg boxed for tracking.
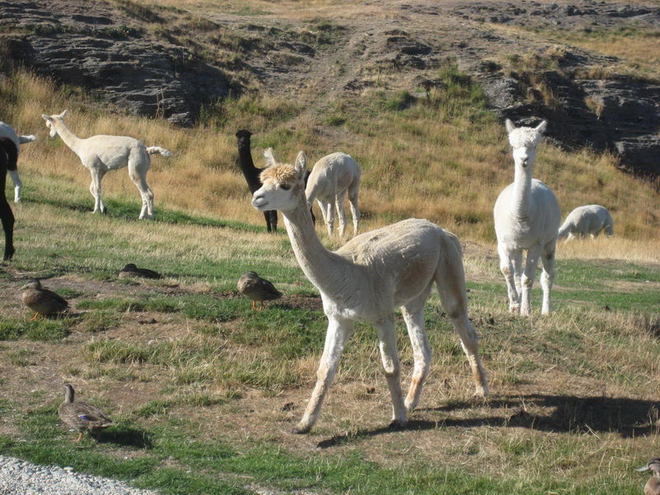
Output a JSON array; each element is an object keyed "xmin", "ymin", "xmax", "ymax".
[
  {"xmin": 89, "ymin": 168, "xmax": 105, "ymax": 214},
  {"xmin": 335, "ymin": 193, "xmax": 347, "ymax": 237},
  {"xmin": 295, "ymin": 315, "xmax": 353, "ymax": 434},
  {"xmin": 324, "ymin": 200, "xmax": 335, "ymax": 237},
  {"xmin": 540, "ymin": 245, "xmax": 556, "ymax": 315},
  {"xmin": 1, "ymin": 196, "xmax": 15, "ymax": 261},
  {"xmin": 520, "ymin": 246, "xmax": 541, "ymax": 316},
  {"xmin": 375, "ymin": 317, "xmax": 407, "ymax": 428},
  {"xmin": 497, "ymin": 244, "xmax": 520, "ymax": 312}
]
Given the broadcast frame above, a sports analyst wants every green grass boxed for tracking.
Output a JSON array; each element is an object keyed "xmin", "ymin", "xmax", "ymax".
[
  {"xmin": 0, "ymin": 318, "xmax": 72, "ymax": 341},
  {"xmin": 0, "ymin": 410, "xmax": 645, "ymax": 495},
  {"xmin": 1, "ymin": 67, "xmax": 658, "ymax": 495}
]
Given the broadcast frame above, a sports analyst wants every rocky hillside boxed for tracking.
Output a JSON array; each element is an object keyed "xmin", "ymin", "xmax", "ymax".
[{"xmin": 0, "ymin": 0, "xmax": 658, "ymax": 174}]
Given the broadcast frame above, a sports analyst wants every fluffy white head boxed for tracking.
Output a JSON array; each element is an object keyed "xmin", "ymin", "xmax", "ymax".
[
  {"xmin": 252, "ymin": 151, "xmax": 307, "ymax": 212},
  {"xmin": 505, "ymin": 119, "xmax": 547, "ymax": 170},
  {"xmin": 41, "ymin": 110, "xmax": 68, "ymax": 138}
]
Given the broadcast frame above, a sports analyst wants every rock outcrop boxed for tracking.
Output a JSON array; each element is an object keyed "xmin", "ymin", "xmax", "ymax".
[{"xmin": 0, "ymin": 0, "xmax": 232, "ymax": 126}]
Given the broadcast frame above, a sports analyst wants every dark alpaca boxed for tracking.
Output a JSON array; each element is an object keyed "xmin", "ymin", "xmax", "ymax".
[
  {"xmin": 0, "ymin": 137, "xmax": 16, "ymax": 261},
  {"xmin": 235, "ymin": 130, "xmax": 315, "ymax": 231},
  {"xmin": 236, "ymin": 130, "xmax": 278, "ymax": 232}
]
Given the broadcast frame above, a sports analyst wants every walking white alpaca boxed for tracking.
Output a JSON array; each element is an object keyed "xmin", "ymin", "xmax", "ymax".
[
  {"xmin": 558, "ymin": 205, "xmax": 613, "ymax": 240},
  {"xmin": 494, "ymin": 119, "xmax": 560, "ymax": 316},
  {"xmin": 252, "ymin": 151, "xmax": 488, "ymax": 433},
  {"xmin": 293, "ymin": 150, "xmax": 361, "ymax": 238},
  {"xmin": 42, "ymin": 111, "xmax": 171, "ymax": 219},
  {"xmin": 0, "ymin": 121, "xmax": 37, "ymax": 203}
]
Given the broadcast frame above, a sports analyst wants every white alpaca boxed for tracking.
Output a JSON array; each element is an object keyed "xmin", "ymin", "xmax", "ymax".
[
  {"xmin": 289, "ymin": 150, "xmax": 361, "ymax": 238},
  {"xmin": 0, "ymin": 121, "xmax": 37, "ymax": 203},
  {"xmin": 558, "ymin": 205, "xmax": 613, "ymax": 240},
  {"xmin": 42, "ymin": 111, "xmax": 171, "ymax": 219},
  {"xmin": 252, "ymin": 151, "xmax": 488, "ymax": 433},
  {"xmin": 494, "ymin": 119, "xmax": 560, "ymax": 316}
]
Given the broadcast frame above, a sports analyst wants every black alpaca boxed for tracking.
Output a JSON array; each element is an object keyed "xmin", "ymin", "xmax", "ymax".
[
  {"xmin": 0, "ymin": 137, "xmax": 16, "ymax": 261},
  {"xmin": 236, "ymin": 130, "xmax": 278, "ymax": 232}
]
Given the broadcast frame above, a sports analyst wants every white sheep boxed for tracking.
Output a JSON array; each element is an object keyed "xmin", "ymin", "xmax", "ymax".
[
  {"xmin": 42, "ymin": 110, "xmax": 171, "ymax": 219},
  {"xmin": 0, "ymin": 121, "xmax": 37, "ymax": 202},
  {"xmin": 558, "ymin": 205, "xmax": 613, "ymax": 240}
]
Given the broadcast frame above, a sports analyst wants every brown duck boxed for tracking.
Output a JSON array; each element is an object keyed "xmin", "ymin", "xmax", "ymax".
[
  {"xmin": 237, "ymin": 271, "xmax": 282, "ymax": 310},
  {"xmin": 58, "ymin": 384, "xmax": 113, "ymax": 442},
  {"xmin": 21, "ymin": 279, "xmax": 68, "ymax": 319},
  {"xmin": 118, "ymin": 263, "xmax": 161, "ymax": 279},
  {"xmin": 638, "ymin": 458, "xmax": 660, "ymax": 495}
]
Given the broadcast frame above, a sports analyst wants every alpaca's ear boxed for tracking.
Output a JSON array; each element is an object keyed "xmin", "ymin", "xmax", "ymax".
[
  {"xmin": 505, "ymin": 119, "xmax": 516, "ymax": 133},
  {"xmin": 294, "ymin": 151, "xmax": 307, "ymax": 173},
  {"xmin": 58, "ymin": 110, "xmax": 68, "ymax": 119},
  {"xmin": 41, "ymin": 114, "xmax": 52, "ymax": 122},
  {"xmin": 263, "ymin": 147, "xmax": 276, "ymax": 167},
  {"xmin": 535, "ymin": 120, "xmax": 547, "ymax": 134}
]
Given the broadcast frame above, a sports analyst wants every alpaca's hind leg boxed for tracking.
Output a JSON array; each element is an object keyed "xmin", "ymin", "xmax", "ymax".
[
  {"xmin": 316, "ymin": 199, "xmax": 330, "ymax": 234},
  {"xmin": 348, "ymin": 181, "xmax": 360, "ymax": 236},
  {"xmin": 295, "ymin": 315, "xmax": 354, "ymax": 433},
  {"xmin": 497, "ymin": 243, "xmax": 520, "ymax": 313},
  {"xmin": 334, "ymin": 192, "xmax": 347, "ymax": 237},
  {"xmin": 8, "ymin": 170, "xmax": 21, "ymax": 203},
  {"xmin": 540, "ymin": 243, "xmax": 556, "ymax": 315},
  {"xmin": 435, "ymin": 252, "xmax": 488, "ymax": 397},
  {"xmin": 375, "ymin": 316, "xmax": 407, "ymax": 427},
  {"xmin": 128, "ymin": 166, "xmax": 154, "ymax": 219},
  {"xmin": 520, "ymin": 245, "xmax": 541, "ymax": 316},
  {"xmin": 401, "ymin": 289, "xmax": 432, "ymax": 412}
]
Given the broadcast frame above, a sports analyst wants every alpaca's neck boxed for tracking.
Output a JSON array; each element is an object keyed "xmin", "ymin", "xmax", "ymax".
[
  {"xmin": 511, "ymin": 165, "xmax": 533, "ymax": 220},
  {"xmin": 53, "ymin": 121, "xmax": 83, "ymax": 155},
  {"xmin": 282, "ymin": 192, "xmax": 352, "ymax": 297},
  {"xmin": 236, "ymin": 138, "xmax": 261, "ymax": 191}
]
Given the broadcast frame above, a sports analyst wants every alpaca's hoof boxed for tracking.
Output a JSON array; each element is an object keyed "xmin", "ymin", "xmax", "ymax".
[
  {"xmin": 292, "ymin": 423, "xmax": 311, "ymax": 434},
  {"xmin": 474, "ymin": 386, "xmax": 489, "ymax": 399}
]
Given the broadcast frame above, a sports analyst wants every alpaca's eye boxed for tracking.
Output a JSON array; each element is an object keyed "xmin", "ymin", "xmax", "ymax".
[{"xmin": 280, "ymin": 184, "xmax": 291, "ymax": 191}]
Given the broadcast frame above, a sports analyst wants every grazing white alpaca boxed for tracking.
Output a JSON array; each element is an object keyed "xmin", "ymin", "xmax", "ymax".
[
  {"xmin": 558, "ymin": 205, "xmax": 613, "ymax": 240},
  {"xmin": 42, "ymin": 111, "xmax": 171, "ymax": 219},
  {"xmin": 252, "ymin": 151, "xmax": 488, "ymax": 433},
  {"xmin": 494, "ymin": 119, "xmax": 560, "ymax": 316},
  {"xmin": 0, "ymin": 121, "xmax": 37, "ymax": 202},
  {"xmin": 291, "ymin": 150, "xmax": 361, "ymax": 238}
]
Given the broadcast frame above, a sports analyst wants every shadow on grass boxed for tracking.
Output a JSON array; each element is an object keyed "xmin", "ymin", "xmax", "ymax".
[
  {"xmin": 94, "ymin": 426, "xmax": 153, "ymax": 449},
  {"xmin": 26, "ymin": 196, "xmax": 263, "ymax": 233},
  {"xmin": 317, "ymin": 393, "xmax": 659, "ymax": 448}
]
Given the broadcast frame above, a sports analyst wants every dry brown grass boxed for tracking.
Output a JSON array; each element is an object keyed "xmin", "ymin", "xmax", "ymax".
[{"xmin": 3, "ymin": 69, "xmax": 658, "ymax": 247}]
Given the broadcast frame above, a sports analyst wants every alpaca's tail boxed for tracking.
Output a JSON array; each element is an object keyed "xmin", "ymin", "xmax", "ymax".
[
  {"xmin": 18, "ymin": 135, "xmax": 36, "ymax": 144},
  {"xmin": 146, "ymin": 146, "xmax": 172, "ymax": 157}
]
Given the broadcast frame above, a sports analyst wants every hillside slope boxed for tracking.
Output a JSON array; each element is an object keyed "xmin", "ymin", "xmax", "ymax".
[{"xmin": 1, "ymin": 0, "xmax": 658, "ymax": 173}]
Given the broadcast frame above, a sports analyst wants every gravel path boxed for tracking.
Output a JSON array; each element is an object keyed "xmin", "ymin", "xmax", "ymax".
[{"xmin": 0, "ymin": 456, "xmax": 158, "ymax": 495}]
